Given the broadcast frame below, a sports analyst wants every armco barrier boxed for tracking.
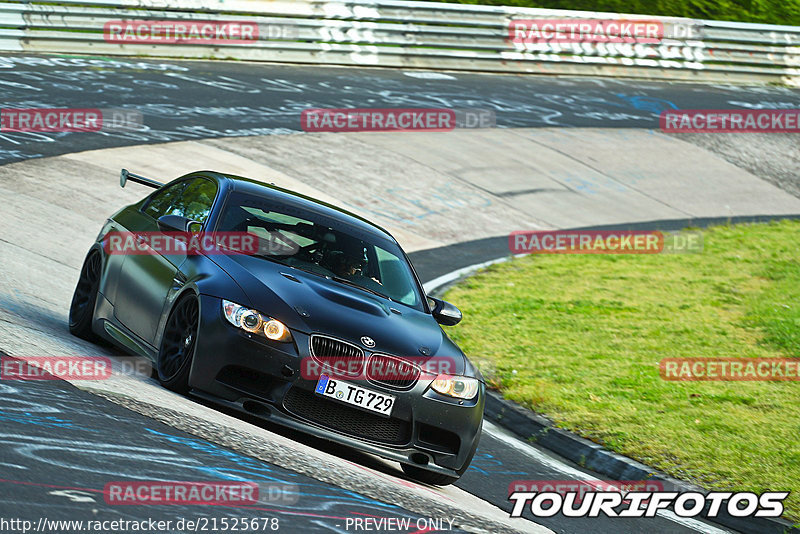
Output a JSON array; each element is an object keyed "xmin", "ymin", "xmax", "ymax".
[{"xmin": 0, "ymin": 0, "xmax": 798, "ymax": 85}]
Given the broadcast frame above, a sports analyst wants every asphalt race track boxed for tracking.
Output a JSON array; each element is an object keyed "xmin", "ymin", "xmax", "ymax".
[
  {"xmin": 2, "ymin": 53, "xmax": 800, "ymax": 165},
  {"xmin": 2, "ymin": 53, "xmax": 800, "ymax": 534},
  {"xmin": 0, "ymin": 368, "xmax": 453, "ymax": 533}
]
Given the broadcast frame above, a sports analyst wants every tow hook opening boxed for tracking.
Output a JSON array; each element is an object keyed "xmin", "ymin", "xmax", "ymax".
[
  {"xmin": 409, "ymin": 452, "xmax": 429, "ymax": 465},
  {"xmin": 242, "ymin": 399, "xmax": 271, "ymax": 417}
]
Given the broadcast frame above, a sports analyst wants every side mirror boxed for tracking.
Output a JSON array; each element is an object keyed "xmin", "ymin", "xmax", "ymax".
[
  {"xmin": 157, "ymin": 214, "xmax": 201, "ymax": 233},
  {"xmin": 429, "ymin": 297, "xmax": 462, "ymax": 326}
]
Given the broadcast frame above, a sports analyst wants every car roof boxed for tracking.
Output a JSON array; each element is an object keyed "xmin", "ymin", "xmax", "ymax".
[{"xmin": 198, "ymin": 171, "xmax": 397, "ymax": 244}]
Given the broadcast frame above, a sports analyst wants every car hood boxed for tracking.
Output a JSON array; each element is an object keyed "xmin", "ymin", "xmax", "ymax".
[{"xmin": 211, "ymin": 255, "xmax": 469, "ymax": 372}]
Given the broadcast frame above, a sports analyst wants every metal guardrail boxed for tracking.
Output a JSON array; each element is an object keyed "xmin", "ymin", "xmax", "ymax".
[{"xmin": 0, "ymin": 0, "xmax": 798, "ymax": 85}]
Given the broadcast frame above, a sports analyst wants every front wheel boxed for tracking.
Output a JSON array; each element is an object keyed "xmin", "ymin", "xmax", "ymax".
[
  {"xmin": 157, "ymin": 295, "xmax": 199, "ymax": 394},
  {"xmin": 69, "ymin": 251, "xmax": 101, "ymax": 341}
]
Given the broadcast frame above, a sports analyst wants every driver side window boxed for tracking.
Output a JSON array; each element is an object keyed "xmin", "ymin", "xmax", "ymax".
[
  {"xmin": 170, "ymin": 178, "xmax": 217, "ymax": 223},
  {"xmin": 143, "ymin": 178, "xmax": 217, "ymax": 223},
  {"xmin": 143, "ymin": 181, "xmax": 190, "ymax": 220}
]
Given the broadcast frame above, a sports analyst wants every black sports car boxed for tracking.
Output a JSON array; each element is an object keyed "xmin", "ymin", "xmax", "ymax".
[{"xmin": 69, "ymin": 169, "xmax": 484, "ymax": 485}]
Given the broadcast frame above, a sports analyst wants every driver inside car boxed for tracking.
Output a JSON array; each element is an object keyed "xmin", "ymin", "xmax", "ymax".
[
  {"xmin": 328, "ymin": 249, "xmax": 365, "ymax": 278},
  {"xmin": 326, "ymin": 242, "xmax": 385, "ymax": 291}
]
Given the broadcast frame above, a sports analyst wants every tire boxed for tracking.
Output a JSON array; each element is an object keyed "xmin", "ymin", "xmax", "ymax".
[
  {"xmin": 400, "ymin": 464, "xmax": 460, "ymax": 486},
  {"xmin": 157, "ymin": 294, "xmax": 199, "ymax": 394},
  {"xmin": 68, "ymin": 251, "xmax": 101, "ymax": 341}
]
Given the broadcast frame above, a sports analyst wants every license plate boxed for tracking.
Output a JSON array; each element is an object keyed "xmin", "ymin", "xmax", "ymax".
[{"xmin": 314, "ymin": 375, "xmax": 395, "ymax": 416}]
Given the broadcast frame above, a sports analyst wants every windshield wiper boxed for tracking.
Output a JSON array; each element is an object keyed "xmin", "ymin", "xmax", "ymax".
[{"xmin": 331, "ymin": 276, "xmax": 394, "ymax": 302}]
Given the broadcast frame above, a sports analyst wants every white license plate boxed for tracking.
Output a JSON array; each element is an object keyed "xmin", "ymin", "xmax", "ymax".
[{"xmin": 314, "ymin": 375, "xmax": 395, "ymax": 416}]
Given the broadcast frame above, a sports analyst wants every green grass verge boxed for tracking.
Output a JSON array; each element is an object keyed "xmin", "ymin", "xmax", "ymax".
[
  {"xmin": 444, "ymin": 221, "xmax": 800, "ymax": 522},
  {"xmin": 422, "ymin": 0, "xmax": 800, "ymax": 27}
]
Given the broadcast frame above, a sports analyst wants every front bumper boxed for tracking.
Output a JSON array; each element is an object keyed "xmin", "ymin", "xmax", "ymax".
[{"xmin": 188, "ymin": 295, "xmax": 484, "ymax": 476}]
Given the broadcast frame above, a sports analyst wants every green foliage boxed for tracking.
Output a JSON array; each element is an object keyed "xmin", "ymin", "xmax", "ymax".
[
  {"xmin": 423, "ymin": 0, "xmax": 800, "ymax": 25},
  {"xmin": 444, "ymin": 221, "xmax": 800, "ymax": 521}
]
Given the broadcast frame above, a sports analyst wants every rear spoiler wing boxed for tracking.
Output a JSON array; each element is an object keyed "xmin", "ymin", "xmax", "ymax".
[{"xmin": 120, "ymin": 168, "xmax": 164, "ymax": 189}]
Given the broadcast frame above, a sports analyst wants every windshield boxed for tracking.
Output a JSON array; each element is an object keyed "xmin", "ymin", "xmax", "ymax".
[{"xmin": 217, "ymin": 191, "xmax": 423, "ymax": 310}]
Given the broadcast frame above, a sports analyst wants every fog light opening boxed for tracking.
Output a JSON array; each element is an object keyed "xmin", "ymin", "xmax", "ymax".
[{"xmin": 409, "ymin": 453, "xmax": 429, "ymax": 466}]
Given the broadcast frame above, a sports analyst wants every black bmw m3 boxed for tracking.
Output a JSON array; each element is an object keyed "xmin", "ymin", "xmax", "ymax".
[{"xmin": 69, "ymin": 169, "xmax": 484, "ymax": 485}]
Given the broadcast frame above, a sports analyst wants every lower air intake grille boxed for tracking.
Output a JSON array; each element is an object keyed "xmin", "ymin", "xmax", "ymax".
[{"xmin": 283, "ymin": 387, "xmax": 411, "ymax": 445}]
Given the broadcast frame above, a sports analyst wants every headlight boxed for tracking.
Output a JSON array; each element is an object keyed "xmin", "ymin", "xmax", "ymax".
[
  {"xmin": 430, "ymin": 375, "xmax": 480, "ymax": 400},
  {"xmin": 222, "ymin": 300, "xmax": 292, "ymax": 342}
]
